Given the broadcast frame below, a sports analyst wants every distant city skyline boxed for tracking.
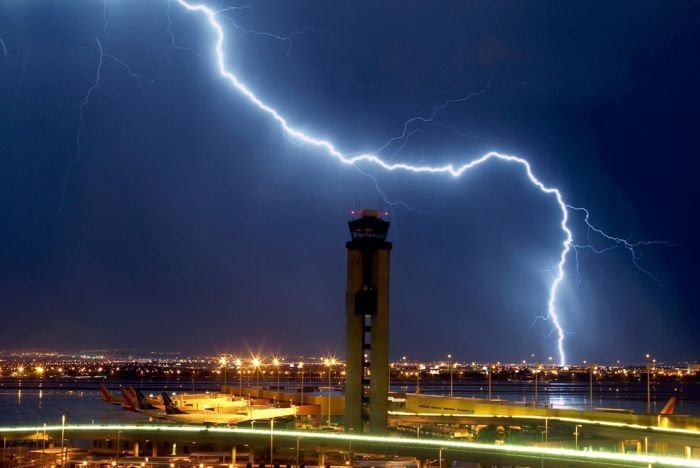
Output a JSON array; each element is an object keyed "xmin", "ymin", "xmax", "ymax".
[{"xmin": 1, "ymin": 347, "xmax": 695, "ymax": 367}]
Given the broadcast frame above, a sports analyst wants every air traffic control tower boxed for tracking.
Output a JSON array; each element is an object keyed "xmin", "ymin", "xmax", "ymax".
[{"xmin": 345, "ymin": 209, "xmax": 392, "ymax": 434}]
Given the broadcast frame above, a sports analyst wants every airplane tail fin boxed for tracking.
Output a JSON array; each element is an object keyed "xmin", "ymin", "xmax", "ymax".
[
  {"xmin": 121, "ymin": 387, "xmax": 138, "ymax": 411},
  {"xmin": 126, "ymin": 386, "xmax": 144, "ymax": 409},
  {"xmin": 135, "ymin": 389, "xmax": 148, "ymax": 403},
  {"xmin": 660, "ymin": 396, "xmax": 677, "ymax": 415},
  {"xmin": 128, "ymin": 386, "xmax": 157, "ymax": 410},
  {"xmin": 162, "ymin": 392, "xmax": 185, "ymax": 415},
  {"xmin": 99, "ymin": 384, "xmax": 112, "ymax": 402}
]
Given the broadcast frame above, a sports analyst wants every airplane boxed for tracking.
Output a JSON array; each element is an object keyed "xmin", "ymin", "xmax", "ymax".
[
  {"xmin": 161, "ymin": 392, "xmax": 251, "ymax": 425},
  {"xmin": 595, "ymin": 397, "xmax": 678, "ymax": 416},
  {"xmin": 120, "ymin": 387, "xmax": 166, "ymax": 419},
  {"xmin": 121, "ymin": 386, "xmax": 164, "ymax": 409},
  {"xmin": 168, "ymin": 393, "xmax": 248, "ymax": 412},
  {"xmin": 98, "ymin": 384, "xmax": 124, "ymax": 405}
]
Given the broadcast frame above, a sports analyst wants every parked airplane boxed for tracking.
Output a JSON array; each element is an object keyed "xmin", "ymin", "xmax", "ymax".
[
  {"xmin": 161, "ymin": 393, "xmax": 250, "ymax": 425},
  {"xmin": 121, "ymin": 387, "xmax": 165, "ymax": 419},
  {"xmin": 98, "ymin": 384, "xmax": 124, "ymax": 405}
]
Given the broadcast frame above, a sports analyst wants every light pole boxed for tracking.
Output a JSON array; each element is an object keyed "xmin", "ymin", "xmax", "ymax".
[
  {"xmin": 400, "ymin": 356, "xmax": 407, "ymax": 393},
  {"xmin": 116, "ymin": 431, "xmax": 121, "ymax": 463},
  {"xmin": 574, "ymin": 424, "xmax": 582, "ymax": 450},
  {"xmin": 646, "ymin": 353, "xmax": 654, "ymax": 414},
  {"xmin": 220, "ymin": 356, "xmax": 228, "ymax": 389},
  {"xmin": 484, "ymin": 365, "xmax": 492, "ymax": 401},
  {"xmin": 60, "ymin": 414, "xmax": 66, "ymax": 467},
  {"xmin": 324, "ymin": 357, "xmax": 336, "ymax": 425},
  {"xmin": 296, "ymin": 437, "xmax": 300, "ymax": 467},
  {"xmin": 270, "ymin": 419, "xmax": 274, "ymax": 466},
  {"xmin": 447, "ymin": 354, "xmax": 453, "ymax": 397},
  {"xmin": 252, "ymin": 357, "xmax": 261, "ymax": 388},
  {"xmin": 589, "ymin": 364, "xmax": 593, "ymax": 408},
  {"xmin": 236, "ymin": 358, "xmax": 243, "ymax": 397},
  {"xmin": 489, "ymin": 365, "xmax": 493, "ymax": 401},
  {"xmin": 273, "ymin": 358, "xmax": 280, "ymax": 392},
  {"xmin": 416, "ymin": 364, "xmax": 424, "ymax": 394},
  {"xmin": 534, "ymin": 367, "xmax": 539, "ymax": 405},
  {"xmin": 299, "ymin": 362, "xmax": 304, "ymax": 405}
]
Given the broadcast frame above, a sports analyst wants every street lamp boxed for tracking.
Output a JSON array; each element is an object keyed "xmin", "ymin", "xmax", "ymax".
[
  {"xmin": 645, "ymin": 353, "xmax": 655, "ymax": 414},
  {"xmin": 273, "ymin": 358, "xmax": 281, "ymax": 392},
  {"xmin": 235, "ymin": 358, "xmax": 243, "ymax": 397},
  {"xmin": 219, "ymin": 356, "xmax": 228, "ymax": 389},
  {"xmin": 60, "ymin": 414, "xmax": 66, "ymax": 467},
  {"xmin": 417, "ymin": 364, "xmax": 424, "ymax": 394},
  {"xmin": 298, "ymin": 362, "xmax": 305, "ymax": 405},
  {"xmin": 447, "ymin": 354, "xmax": 453, "ymax": 397},
  {"xmin": 116, "ymin": 431, "xmax": 121, "ymax": 463},
  {"xmin": 252, "ymin": 357, "xmax": 262, "ymax": 387},
  {"xmin": 482, "ymin": 365, "xmax": 492, "ymax": 401},
  {"xmin": 574, "ymin": 424, "xmax": 582, "ymax": 450},
  {"xmin": 270, "ymin": 419, "xmax": 274, "ymax": 466},
  {"xmin": 324, "ymin": 357, "xmax": 336, "ymax": 425},
  {"xmin": 589, "ymin": 364, "xmax": 595, "ymax": 409}
]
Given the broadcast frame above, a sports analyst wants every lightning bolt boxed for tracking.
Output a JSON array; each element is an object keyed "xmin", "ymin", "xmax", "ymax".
[
  {"xmin": 58, "ymin": 27, "xmax": 156, "ymax": 208},
  {"xmin": 101, "ymin": 0, "xmax": 109, "ymax": 32},
  {"xmin": 59, "ymin": 38, "xmax": 104, "ymax": 210},
  {"xmin": 166, "ymin": 0, "xmax": 206, "ymax": 61},
  {"xmin": 48, "ymin": 0, "xmax": 665, "ymax": 365},
  {"xmin": 567, "ymin": 205, "xmax": 670, "ymax": 284},
  {"xmin": 0, "ymin": 38, "xmax": 12, "ymax": 57},
  {"xmin": 374, "ymin": 74, "xmax": 497, "ymax": 158},
  {"xmin": 216, "ymin": 5, "xmax": 330, "ymax": 60},
  {"xmin": 172, "ymin": 0, "xmax": 580, "ymax": 364}
]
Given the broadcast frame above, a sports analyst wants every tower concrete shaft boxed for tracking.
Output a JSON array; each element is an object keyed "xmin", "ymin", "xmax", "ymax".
[{"xmin": 344, "ymin": 209, "xmax": 391, "ymax": 434}]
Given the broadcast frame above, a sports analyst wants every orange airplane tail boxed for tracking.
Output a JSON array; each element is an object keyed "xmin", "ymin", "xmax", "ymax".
[
  {"xmin": 121, "ymin": 387, "xmax": 138, "ymax": 411},
  {"xmin": 99, "ymin": 384, "xmax": 112, "ymax": 402},
  {"xmin": 660, "ymin": 396, "xmax": 677, "ymax": 415}
]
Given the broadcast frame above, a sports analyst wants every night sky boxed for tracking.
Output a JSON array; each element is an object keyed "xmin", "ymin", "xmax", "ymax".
[{"xmin": 1, "ymin": 1, "xmax": 698, "ymax": 363}]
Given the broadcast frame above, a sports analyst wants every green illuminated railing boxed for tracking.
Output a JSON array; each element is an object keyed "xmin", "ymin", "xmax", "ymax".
[{"xmin": 1, "ymin": 424, "xmax": 699, "ymax": 467}]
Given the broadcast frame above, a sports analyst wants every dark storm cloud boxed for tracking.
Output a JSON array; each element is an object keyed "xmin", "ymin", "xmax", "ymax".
[{"xmin": 0, "ymin": 0, "xmax": 698, "ymax": 362}]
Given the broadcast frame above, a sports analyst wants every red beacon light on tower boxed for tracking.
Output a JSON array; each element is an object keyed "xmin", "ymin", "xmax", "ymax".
[{"xmin": 349, "ymin": 207, "xmax": 390, "ymax": 220}]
